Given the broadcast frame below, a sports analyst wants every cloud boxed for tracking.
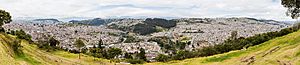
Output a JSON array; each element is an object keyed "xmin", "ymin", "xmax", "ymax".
[{"xmin": 0, "ymin": 0, "xmax": 294, "ymax": 21}]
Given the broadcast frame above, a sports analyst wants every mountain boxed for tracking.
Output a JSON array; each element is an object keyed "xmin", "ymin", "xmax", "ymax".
[
  {"xmin": 33, "ymin": 19, "xmax": 60, "ymax": 22},
  {"xmin": 246, "ymin": 18, "xmax": 290, "ymax": 26},
  {"xmin": 69, "ymin": 18, "xmax": 120, "ymax": 26},
  {"xmin": 108, "ymin": 18, "xmax": 176, "ymax": 35},
  {"xmin": 58, "ymin": 17, "xmax": 94, "ymax": 22},
  {"xmin": 30, "ymin": 18, "xmax": 61, "ymax": 24},
  {"xmin": 147, "ymin": 30, "xmax": 300, "ymax": 65},
  {"xmin": 143, "ymin": 18, "xmax": 176, "ymax": 28}
]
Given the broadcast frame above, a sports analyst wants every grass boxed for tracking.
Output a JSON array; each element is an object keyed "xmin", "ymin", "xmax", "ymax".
[
  {"xmin": 146, "ymin": 30, "xmax": 300, "ymax": 65},
  {"xmin": 15, "ymin": 54, "xmax": 41, "ymax": 65},
  {"xmin": 0, "ymin": 37, "xmax": 18, "ymax": 65},
  {"xmin": 203, "ymin": 50, "xmax": 245, "ymax": 62},
  {"xmin": 0, "ymin": 33, "xmax": 113, "ymax": 65}
]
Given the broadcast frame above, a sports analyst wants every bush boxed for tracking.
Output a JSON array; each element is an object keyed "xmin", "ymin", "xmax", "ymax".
[
  {"xmin": 155, "ymin": 54, "xmax": 170, "ymax": 62},
  {"xmin": 104, "ymin": 48, "xmax": 122, "ymax": 59},
  {"xmin": 36, "ymin": 37, "xmax": 60, "ymax": 52},
  {"xmin": 124, "ymin": 35, "xmax": 136, "ymax": 43},
  {"xmin": 11, "ymin": 40, "xmax": 23, "ymax": 55},
  {"xmin": 49, "ymin": 37, "xmax": 59, "ymax": 47},
  {"xmin": 14, "ymin": 30, "xmax": 32, "ymax": 41},
  {"xmin": 137, "ymin": 48, "xmax": 146, "ymax": 61},
  {"xmin": 0, "ymin": 27, "xmax": 5, "ymax": 32}
]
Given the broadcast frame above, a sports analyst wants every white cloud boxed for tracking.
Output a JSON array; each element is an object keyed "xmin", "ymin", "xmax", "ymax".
[{"xmin": 0, "ymin": 0, "xmax": 295, "ymax": 21}]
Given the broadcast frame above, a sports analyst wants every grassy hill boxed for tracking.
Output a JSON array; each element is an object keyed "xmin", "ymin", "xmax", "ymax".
[
  {"xmin": 0, "ymin": 33, "xmax": 113, "ymax": 65},
  {"xmin": 147, "ymin": 30, "xmax": 300, "ymax": 65}
]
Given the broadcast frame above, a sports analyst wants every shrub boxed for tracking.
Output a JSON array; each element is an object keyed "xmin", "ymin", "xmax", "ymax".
[
  {"xmin": 15, "ymin": 30, "xmax": 32, "ymax": 41},
  {"xmin": 126, "ymin": 59, "xmax": 145, "ymax": 64},
  {"xmin": 155, "ymin": 54, "xmax": 170, "ymax": 62},
  {"xmin": 105, "ymin": 48, "xmax": 122, "ymax": 59}
]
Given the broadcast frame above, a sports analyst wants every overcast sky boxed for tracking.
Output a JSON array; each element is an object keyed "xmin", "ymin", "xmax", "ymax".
[{"xmin": 0, "ymin": 0, "xmax": 296, "ymax": 21}]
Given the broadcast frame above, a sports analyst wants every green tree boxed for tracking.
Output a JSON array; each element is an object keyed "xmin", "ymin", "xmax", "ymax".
[
  {"xmin": 137, "ymin": 48, "xmax": 147, "ymax": 61},
  {"xmin": 15, "ymin": 29, "xmax": 32, "ymax": 41},
  {"xmin": 75, "ymin": 39, "xmax": 85, "ymax": 59},
  {"xmin": 124, "ymin": 35, "xmax": 136, "ymax": 43},
  {"xmin": 124, "ymin": 52, "xmax": 133, "ymax": 59},
  {"xmin": 106, "ymin": 48, "xmax": 122, "ymax": 59},
  {"xmin": 98, "ymin": 39, "xmax": 104, "ymax": 49},
  {"xmin": 12, "ymin": 40, "xmax": 23, "ymax": 55},
  {"xmin": 173, "ymin": 50, "xmax": 190, "ymax": 60},
  {"xmin": 281, "ymin": 0, "xmax": 300, "ymax": 19},
  {"xmin": 49, "ymin": 37, "xmax": 59, "ymax": 47},
  {"xmin": 155, "ymin": 54, "xmax": 170, "ymax": 62},
  {"xmin": 0, "ymin": 10, "xmax": 12, "ymax": 26}
]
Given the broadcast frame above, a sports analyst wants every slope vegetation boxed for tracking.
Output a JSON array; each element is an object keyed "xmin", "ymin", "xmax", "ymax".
[
  {"xmin": 0, "ymin": 33, "xmax": 113, "ymax": 65},
  {"xmin": 147, "ymin": 30, "xmax": 300, "ymax": 65}
]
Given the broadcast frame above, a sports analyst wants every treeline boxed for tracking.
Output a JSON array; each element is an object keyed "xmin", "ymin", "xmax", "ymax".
[
  {"xmin": 155, "ymin": 23, "xmax": 300, "ymax": 62},
  {"xmin": 148, "ymin": 36, "xmax": 190, "ymax": 53},
  {"xmin": 84, "ymin": 39, "xmax": 147, "ymax": 64},
  {"xmin": 85, "ymin": 40, "xmax": 122, "ymax": 59},
  {"xmin": 6, "ymin": 29, "xmax": 32, "ymax": 42},
  {"xmin": 37, "ymin": 36, "xmax": 60, "ymax": 52}
]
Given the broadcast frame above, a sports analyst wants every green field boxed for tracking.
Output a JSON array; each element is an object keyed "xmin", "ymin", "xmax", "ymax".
[{"xmin": 146, "ymin": 30, "xmax": 300, "ymax": 65}]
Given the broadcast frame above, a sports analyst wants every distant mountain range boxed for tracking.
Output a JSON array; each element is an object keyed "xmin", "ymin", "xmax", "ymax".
[
  {"xmin": 245, "ymin": 18, "xmax": 292, "ymax": 25},
  {"xmin": 12, "ymin": 17, "xmax": 296, "ymax": 26},
  {"xmin": 30, "ymin": 19, "xmax": 61, "ymax": 24},
  {"xmin": 33, "ymin": 19, "xmax": 60, "ymax": 22},
  {"xmin": 69, "ymin": 18, "xmax": 122, "ymax": 26}
]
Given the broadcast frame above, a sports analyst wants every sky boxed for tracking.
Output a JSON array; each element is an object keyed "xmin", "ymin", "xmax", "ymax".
[{"xmin": 0, "ymin": 0, "xmax": 296, "ymax": 21}]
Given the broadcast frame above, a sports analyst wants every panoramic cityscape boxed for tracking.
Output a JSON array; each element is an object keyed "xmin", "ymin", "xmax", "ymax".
[{"xmin": 0, "ymin": 0, "xmax": 299, "ymax": 65}]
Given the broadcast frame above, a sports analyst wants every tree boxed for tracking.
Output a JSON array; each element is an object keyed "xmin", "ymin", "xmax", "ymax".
[
  {"xmin": 137, "ymin": 48, "xmax": 147, "ymax": 61},
  {"xmin": 0, "ymin": 10, "xmax": 12, "ymax": 26},
  {"xmin": 75, "ymin": 39, "xmax": 85, "ymax": 59},
  {"xmin": 124, "ymin": 35, "xmax": 136, "ymax": 43},
  {"xmin": 230, "ymin": 31, "xmax": 238, "ymax": 40},
  {"xmin": 98, "ymin": 39, "xmax": 104, "ymax": 49},
  {"xmin": 155, "ymin": 54, "xmax": 170, "ymax": 62},
  {"xmin": 49, "ymin": 37, "xmax": 59, "ymax": 47},
  {"xmin": 124, "ymin": 52, "xmax": 133, "ymax": 59},
  {"xmin": 106, "ymin": 48, "xmax": 122, "ymax": 59},
  {"xmin": 281, "ymin": 0, "xmax": 300, "ymax": 19},
  {"xmin": 0, "ymin": 27, "xmax": 5, "ymax": 32},
  {"xmin": 15, "ymin": 29, "xmax": 32, "ymax": 41},
  {"xmin": 12, "ymin": 40, "xmax": 23, "ymax": 55}
]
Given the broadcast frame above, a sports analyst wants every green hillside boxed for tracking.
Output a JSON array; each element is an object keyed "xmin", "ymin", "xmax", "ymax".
[
  {"xmin": 147, "ymin": 30, "xmax": 300, "ymax": 65},
  {"xmin": 0, "ymin": 33, "xmax": 113, "ymax": 65}
]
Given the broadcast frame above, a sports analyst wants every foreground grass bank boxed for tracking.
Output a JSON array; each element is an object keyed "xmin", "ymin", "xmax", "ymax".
[{"xmin": 0, "ymin": 33, "xmax": 113, "ymax": 65}]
